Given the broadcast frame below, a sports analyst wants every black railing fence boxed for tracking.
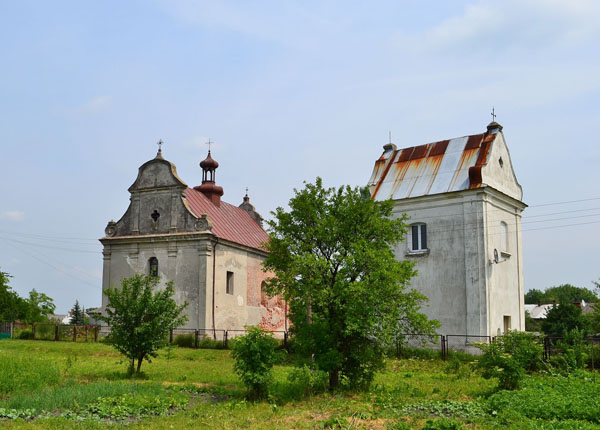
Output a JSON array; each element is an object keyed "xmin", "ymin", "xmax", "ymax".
[{"xmin": 3, "ymin": 321, "xmax": 599, "ymax": 363}]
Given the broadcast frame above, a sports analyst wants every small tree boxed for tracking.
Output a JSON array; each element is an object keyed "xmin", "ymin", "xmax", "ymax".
[
  {"xmin": 97, "ymin": 274, "xmax": 188, "ymax": 375},
  {"xmin": 70, "ymin": 300, "xmax": 85, "ymax": 325},
  {"xmin": 231, "ymin": 326, "xmax": 279, "ymax": 399},
  {"xmin": 23, "ymin": 289, "xmax": 56, "ymax": 323},
  {"xmin": 263, "ymin": 178, "xmax": 439, "ymax": 390},
  {"xmin": 0, "ymin": 269, "xmax": 26, "ymax": 322},
  {"xmin": 541, "ymin": 302, "xmax": 589, "ymax": 338}
]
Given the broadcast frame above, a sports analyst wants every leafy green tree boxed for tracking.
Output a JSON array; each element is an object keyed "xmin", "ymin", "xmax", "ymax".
[
  {"xmin": 23, "ymin": 289, "xmax": 55, "ymax": 323},
  {"xmin": 70, "ymin": 300, "xmax": 86, "ymax": 325},
  {"xmin": 0, "ymin": 269, "xmax": 26, "ymax": 322},
  {"xmin": 97, "ymin": 274, "xmax": 188, "ymax": 375},
  {"xmin": 541, "ymin": 302, "xmax": 589, "ymax": 338},
  {"xmin": 231, "ymin": 326, "xmax": 279, "ymax": 399},
  {"xmin": 263, "ymin": 178, "xmax": 439, "ymax": 390},
  {"xmin": 524, "ymin": 288, "xmax": 545, "ymax": 304},
  {"xmin": 526, "ymin": 284, "xmax": 598, "ymax": 305}
]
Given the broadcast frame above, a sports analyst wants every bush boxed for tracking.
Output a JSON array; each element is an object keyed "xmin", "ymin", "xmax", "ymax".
[
  {"xmin": 17, "ymin": 330, "xmax": 33, "ymax": 340},
  {"xmin": 287, "ymin": 365, "xmax": 328, "ymax": 397},
  {"xmin": 476, "ymin": 331, "xmax": 542, "ymax": 390},
  {"xmin": 173, "ymin": 334, "xmax": 195, "ymax": 348},
  {"xmin": 35, "ymin": 324, "xmax": 55, "ymax": 340},
  {"xmin": 421, "ymin": 418, "xmax": 463, "ymax": 430},
  {"xmin": 231, "ymin": 326, "xmax": 279, "ymax": 399}
]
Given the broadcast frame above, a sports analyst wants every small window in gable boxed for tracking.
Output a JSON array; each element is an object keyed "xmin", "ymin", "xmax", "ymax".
[
  {"xmin": 149, "ymin": 257, "xmax": 158, "ymax": 277},
  {"xmin": 499, "ymin": 157, "xmax": 504, "ymax": 168},
  {"xmin": 226, "ymin": 271, "xmax": 234, "ymax": 295},
  {"xmin": 409, "ymin": 223, "xmax": 427, "ymax": 252}
]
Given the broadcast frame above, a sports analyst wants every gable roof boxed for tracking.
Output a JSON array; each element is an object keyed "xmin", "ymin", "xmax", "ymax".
[
  {"xmin": 184, "ymin": 187, "xmax": 269, "ymax": 251},
  {"xmin": 369, "ymin": 130, "xmax": 499, "ymax": 201}
]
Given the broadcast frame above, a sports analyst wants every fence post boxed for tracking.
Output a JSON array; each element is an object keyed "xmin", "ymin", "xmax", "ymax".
[
  {"xmin": 284, "ymin": 331, "xmax": 288, "ymax": 351},
  {"xmin": 73, "ymin": 325, "xmax": 77, "ymax": 342},
  {"xmin": 32, "ymin": 323, "xmax": 35, "ymax": 339},
  {"xmin": 94, "ymin": 326, "xmax": 99, "ymax": 342},
  {"xmin": 54, "ymin": 325, "xmax": 59, "ymax": 341},
  {"xmin": 169, "ymin": 329, "xmax": 173, "ymax": 344},
  {"xmin": 195, "ymin": 330, "xmax": 199, "ymax": 349},
  {"xmin": 85, "ymin": 326, "xmax": 89, "ymax": 342},
  {"xmin": 543, "ymin": 337, "xmax": 549, "ymax": 360},
  {"xmin": 10, "ymin": 322, "xmax": 14, "ymax": 338},
  {"xmin": 440, "ymin": 335, "xmax": 446, "ymax": 361},
  {"xmin": 224, "ymin": 331, "xmax": 228, "ymax": 349}
]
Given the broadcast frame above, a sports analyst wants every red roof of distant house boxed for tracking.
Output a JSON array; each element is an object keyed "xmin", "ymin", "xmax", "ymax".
[{"xmin": 184, "ymin": 187, "xmax": 269, "ymax": 251}]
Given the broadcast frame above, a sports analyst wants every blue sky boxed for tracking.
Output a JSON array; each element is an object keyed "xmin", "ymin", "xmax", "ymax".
[{"xmin": 1, "ymin": 0, "xmax": 599, "ymax": 313}]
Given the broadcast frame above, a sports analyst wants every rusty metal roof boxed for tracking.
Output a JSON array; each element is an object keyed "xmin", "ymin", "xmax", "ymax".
[
  {"xmin": 369, "ymin": 131, "xmax": 498, "ymax": 201},
  {"xmin": 184, "ymin": 187, "xmax": 270, "ymax": 251}
]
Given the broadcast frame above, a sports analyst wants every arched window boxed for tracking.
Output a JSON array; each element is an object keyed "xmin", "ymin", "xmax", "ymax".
[
  {"xmin": 409, "ymin": 223, "xmax": 427, "ymax": 252},
  {"xmin": 500, "ymin": 221, "xmax": 508, "ymax": 252},
  {"xmin": 149, "ymin": 257, "xmax": 158, "ymax": 277}
]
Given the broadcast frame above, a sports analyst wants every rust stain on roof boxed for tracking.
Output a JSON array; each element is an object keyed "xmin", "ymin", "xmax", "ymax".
[{"xmin": 369, "ymin": 130, "xmax": 498, "ymax": 200}]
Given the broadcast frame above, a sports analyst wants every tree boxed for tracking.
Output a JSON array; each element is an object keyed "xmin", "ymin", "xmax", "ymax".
[
  {"xmin": 525, "ymin": 284, "xmax": 598, "ymax": 305},
  {"xmin": 23, "ymin": 289, "xmax": 56, "ymax": 323},
  {"xmin": 541, "ymin": 302, "xmax": 589, "ymax": 338},
  {"xmin": 263, "ymin": 178, "xmax": 439, "ymax": 390},
  {"xmin": 70, "ymin": 300, "xmax": 85, "ymax": 325},
  {"xmin": 97, "ymin": 274, "xmax": 188, "ymax": 375},
  {"xmin": 524, "ymin": 288, "xmax": 545, "ymax": 304},
  {"xmin": 0, "ymin": 269, "xmax": 25, "ymax": 322}
]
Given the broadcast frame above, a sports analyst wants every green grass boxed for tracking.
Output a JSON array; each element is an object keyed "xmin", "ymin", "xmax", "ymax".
[{"xmin": 1, "ymin": 340, "xmax": 600, "ymax": 429}]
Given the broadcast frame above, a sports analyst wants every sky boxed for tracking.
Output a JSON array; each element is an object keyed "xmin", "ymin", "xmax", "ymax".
[{"xmin": 1, "ymin": 0, "xmax": 599, "ymax": 313}]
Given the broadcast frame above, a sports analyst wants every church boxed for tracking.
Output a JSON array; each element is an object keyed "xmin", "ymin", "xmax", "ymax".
[
  {"xmin": 368, "ymin": 121, "xmax": 526, "ymax": 346},
  {"xmin": 100, "ymin": 145, "xmax": 286, "ymax": 333}
]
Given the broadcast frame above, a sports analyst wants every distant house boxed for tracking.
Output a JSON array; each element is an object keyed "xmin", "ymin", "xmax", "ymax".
[
  {"xmin": 525, "ymin": 300, "xmax": 596, "ymax": 320},
  {"xmin": 368, "ymin": 121, "xmax": 526, "ymax": 345}
]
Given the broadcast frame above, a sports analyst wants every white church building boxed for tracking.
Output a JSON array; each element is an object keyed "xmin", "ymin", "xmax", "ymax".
[{"xmin": 368, "ymin": 121, "xmax": 526, "ymax": 345}]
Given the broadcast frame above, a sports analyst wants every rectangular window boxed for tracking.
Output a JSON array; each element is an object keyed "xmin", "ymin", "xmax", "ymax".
[
  {"xmin": 410, "ymin": 224, "xmax": 427, "ymax": 251},
  {"xmin": 226, "ymin": 271, "xmax": 234, "ymax": 295}
]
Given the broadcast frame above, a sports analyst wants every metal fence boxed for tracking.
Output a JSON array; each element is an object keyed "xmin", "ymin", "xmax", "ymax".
[{"xmin": 3, "ymin": 321, "xmax": 599, "ymax": 365}]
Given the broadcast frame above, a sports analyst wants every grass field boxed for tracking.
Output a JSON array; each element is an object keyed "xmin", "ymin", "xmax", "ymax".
[{"xmin": 1, "ymin": 340, "xmax": 599, "ymax": 429}]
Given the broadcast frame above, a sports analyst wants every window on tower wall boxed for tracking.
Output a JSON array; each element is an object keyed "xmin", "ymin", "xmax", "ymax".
[
  {"xmin": 500, "ymin": 221, "xmax": 509, "ymax": 252},
  {"xmin": 149, "ymin": 257, "xmax": 158, "ymax": 277},
  {"xmin": 408, "ymin": 223, "xmax": 427, "ymax": 252}
]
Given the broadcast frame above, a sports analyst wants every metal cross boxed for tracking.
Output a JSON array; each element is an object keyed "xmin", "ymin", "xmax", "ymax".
[
  {"xmin": 206, "ymin": 138, "xmax": 213, "ymax": 152},
  {"xmin": 491, "ymin": 107, "xmax": 496, "ymax": 122},
  {"xmin": 245, "ymin": 187, "xmax": 249, "ymax": 195},
  {"xmin": 157, "ymin": 139, "xmax": 163, "ymax": 151},
  {"xmin": 389, "ymin": 131, "xmax": 392, "ymax": 144}
]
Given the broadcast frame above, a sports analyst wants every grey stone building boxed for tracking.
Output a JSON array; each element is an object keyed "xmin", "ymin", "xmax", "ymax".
[
  {"xmin": 100, "ymin": 147, "xmax": 285, "ymax": 332},
  {"xmin": 368, "ymin": 121, "xmax": 526, "ymax": 347}
]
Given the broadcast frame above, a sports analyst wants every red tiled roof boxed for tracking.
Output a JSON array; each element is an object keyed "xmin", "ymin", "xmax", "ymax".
[{"xmin": 184, "ymin": 188, "xmax": 269, "ymax": 251}]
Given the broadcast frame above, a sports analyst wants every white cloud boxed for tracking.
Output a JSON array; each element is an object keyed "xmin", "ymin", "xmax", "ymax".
[
  {"xmin": 1, "ymin": 211, "xmax": 24, "ymax": 222},
  {"xmin": 80, "ymin": 96, "xmax": 113, "ymax": 112}
]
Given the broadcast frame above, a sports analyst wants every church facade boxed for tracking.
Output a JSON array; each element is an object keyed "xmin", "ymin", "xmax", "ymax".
[
  {"xmin": 368, "ymin": 121, "xmax": 526, "ymax": 345},
  {"xmin": 100, "ymin": 147, "xmax": 285, "ymax": 332}
]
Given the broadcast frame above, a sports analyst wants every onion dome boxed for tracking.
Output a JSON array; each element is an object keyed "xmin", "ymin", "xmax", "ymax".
[{"xmin": 200, "ymin": 151, "xmax": 219, "ymax": 170}]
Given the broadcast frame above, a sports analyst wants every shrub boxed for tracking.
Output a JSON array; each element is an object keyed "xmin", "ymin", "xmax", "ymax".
[
  {"xmin": 287, "ymin": 365, "xmax": 328, "ymax": 397},
  {"xmin": 231, "ymin": 326, "xmax": 279, "ymax": 399},
  {"xmin": 17, "ymin": 330, "xmax": 33, "ymax": 340},
  {"xmin": 476, "ymin": 331, "xmax": 542, "ymax": 390},
  {"xmin": 173, "ymin": 334, "xmax": 195, "ymax": 348},
  {"xmin": 421, "ymin": 418, "xmax": 463, "ymax": 430}
]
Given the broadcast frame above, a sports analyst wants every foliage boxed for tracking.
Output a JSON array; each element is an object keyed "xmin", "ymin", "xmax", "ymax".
[
  {"xmin": 541, "ymin": 302, "xmax": 589, "ymax": 337},
  {"xmin": 70, "ymin": 300, "xmax": 86, "ymax": 325},
  {"xmin": 476, "ymin": 331, "xmax": 543, "ymax": 390},
  {"xmin": 0, "ymin": 269, "xmax": 25, "ymax": 322},
  {"xmin": 97, "ymin": 274, "xmax": 188, "ymax": 375},
  {"xmin": 399, "ymin": 400, "xmax": 487, "ymax": 419},
  {"xmin": 286, "ymin": 364, "xmax": 329, "ymax": 397},
  {"xmin": 525, "ymin": 284, "xmax": 598, "ymax": 305},
  {"xmin": 263, "ymin": 178, "xmax": 439, "ymax": 389},
  {"xmin": 173, "ymin": 333, "xmax": 195, "ymax": 348},
  {"xmin": 231, "ymin": 326, "xmax": 279, "ymax": 399},
  {"xmin": 487, "ymin": 372, "xmax": 600, "ymax": 423},
  {"xmin": 0, "ymin": 353, "xmax": 60, "ymax": 394},
  {"xmin": 22, "ymin": 289, "xmax": 56, "ymax": 323},
  {"xmin": 524, "ymin": 310, "xmax": 542, "ymax": 332},
  {"xmin": 83, "ymin": 392, "xmax": 188, "ymax": 420},
  {"xmin": 548, "ymin": 328, "xmax": 591, "ymax": 371}
]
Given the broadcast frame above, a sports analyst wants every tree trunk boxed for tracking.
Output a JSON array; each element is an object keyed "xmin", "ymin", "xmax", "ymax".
[
  {"xmin": 136, "ymin": 355, "xmax": 144, "ymax": 375},
  {"xmin": 329, "ymin": 369, "xmax": 339, "ymax": 390}
]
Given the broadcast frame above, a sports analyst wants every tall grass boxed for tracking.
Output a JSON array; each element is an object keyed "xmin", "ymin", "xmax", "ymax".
[
  {"xmin": 5, "ymin": 381, "xmax": 165, "ymax": 411},
  {"xmin": 0, "ymin": 354, "xmax": 60, "ymax": 394}
]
